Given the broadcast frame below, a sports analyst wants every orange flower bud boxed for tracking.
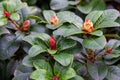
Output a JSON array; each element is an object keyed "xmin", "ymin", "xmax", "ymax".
[
  {"xmin": 21, "ymin": 20, "xmax": 30, "ymax": 32},
  {"xmin": 82, "ymin": 19, "xmax": 94, "ymax": 33},
  {"xmin": 106, "ymin": 48, "xmax": 113, "ymax": 54},
  {"xmin": 50, "ymin": 35, "xmax": 56, "ymax": 50},
  {"xmin": 4, "ymin": 10, "xmax": 11, "ymax": 18},
  {"xmin": 50, "ymin": 15, "xmax": 59, "ymax": 25}
]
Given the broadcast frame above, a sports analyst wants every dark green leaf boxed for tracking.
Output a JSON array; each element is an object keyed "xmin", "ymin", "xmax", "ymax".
[
  {"xmin": 106, "ymin": 66, "xmax": 120, "ymax": 80},
  {"xmin": 12, "ymin": 73, "xmax": 30, "ymax": 80},
  {"xmin": 54, "ymin": 53, "xmax": 73, "ymax": 66},
  {"xmin": 57, "ymin": 11, "xmax": 83, "ymax": 29},
  {"xmin": 58, "ymin": 39, "xmax": 77, "ymax": 51},
  {"xmin": 50, "ymin": 0, "xmax": 69, "ymax": 10},
  {"xmin": 53, "ymin": 24, "xmax": 83, "ymax": 37},
  {"xmin": 83, "ymin": 36, "xmax": 106, "ymax": 49},
  {"xmin": 33, "ymin": 59, "xmax": 53, "ymax": 76},
  {"xmin": 70, "ymin": 75, "xmax": 84, "ymax": 80},
  {"xmin": 0, "ymin": 35, "xmax": 20, "ymax": 60},
  {"xmin": 77, "ymin": 0, "xmax": 106, "ymax": 14},
  {"xmin": 0, "ymin": 27, "xmax": 9, "ymax": 35},
  {"xmin": 28, "ymin": 45, "xmax": 47, "ymax": 57},
  {"xmin": 61, "ymin": 68, "xmax": 76, "ymax": 80},
  {"xmin": 30, "ymin": 69, "xmax": 50, "ymax": 80}
]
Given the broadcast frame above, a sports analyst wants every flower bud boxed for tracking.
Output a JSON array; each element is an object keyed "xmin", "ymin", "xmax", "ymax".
[
  {"xmin": 50, "ymin": 36, "xmax": 56, "ymax": 50},
  {"xmin": 82, "ymin": 19, "xmax": 94, "ymax": 33},
  {"xmin": 4, "ymin": 10, "xmax": 11, "ymax": 18},
  {"xmin": 52, "ymin": 76, "xmax": 59, "ymax": 80},
  {"xmin": 21, "ymin": 20, "xmax": 30, "ymax": 32},
  {"xmin": 50, "ymin": 15, "xmax": 59, "ymax": 25},
  {"xmin": 106, "ymin": 48, "xmax": 113, "ymax": 54}
]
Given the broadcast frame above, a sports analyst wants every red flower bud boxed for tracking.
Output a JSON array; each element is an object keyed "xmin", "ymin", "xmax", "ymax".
[
  {"xmin": 4, "ymin": 10, "xmax": 11, "ymax": 18},
  {"xmin": 21, "ymin": 20, "xmax": 30, "ymax": 32},
  {"xmin": 106, "ymin": 48, "xmax": 113, "ymax": 54},
  {"xmin": 50, "ymin": 36, "xmax": 56, "ymax": 50},
  {"xmin": 52, "ymin": 76, "xmax": 59, "ymax": 80}
]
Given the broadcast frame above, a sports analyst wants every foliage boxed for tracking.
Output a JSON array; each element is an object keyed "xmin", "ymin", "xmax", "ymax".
[{"xmin": 0, "ymin": 0, "xmax": 120, "ymax": 80}]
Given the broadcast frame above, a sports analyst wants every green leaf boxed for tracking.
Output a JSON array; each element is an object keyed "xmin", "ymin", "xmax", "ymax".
[
  {"xmin": 0, "ymin": 34, "xmax": 20, "ymax": 60},
  {"xmin": 47, "ymin": 49, "xmax": 57, "ymax": 55},
  {"xmin": 87, "ymin": 61, "xmax": 108, "ymax": 80},
  {"xmin": 23, "ymin": 33, "xmax": 49, "ymax": 46},
  {"xmin": 28, "ymin": 15, "xmax": 42, "ymax": 21},
  {"xmin": 33, "ymin": 60, "xmax": 53, "ymax": 76},
  {"xmin": 90, "ymin": 30, "xmax": 103, "ymax": 36},
  {"xmin": 0, "ymin": 27, "xmax": 9, "ymax": 35},
  {"xmin": 0, "ymin": 17, "xmax": 8, "ymax": 26},
  {"xmin": 36, "ymin": 33, "xmax": 50, "ymax": 47},
  {"xmin": 57, "ymin": 11, "xmax": 83, "ymax": 29},
  {"xmin": 53, "ymin": 24, "xmax": 83, "ymax": 37},
  {"xmin": 28, "ymin": 45, "xmax": 47, "ymax": 57},
  {"xmin": 54, "ymin": 62, "xmax": 66, "ymax": 76},
  {"xmin": 12, "ymin": 73, "xmax": 30, "ymax": 80},
  {"xmin": 86, "ymin": 11, "xmax": 103, "ymax": 24},
  {"xmin": 22, "ymin": 56, "xmax": 34, "ymax": 67},
  {"xmin": 23, "ymin": 34, "xmax": 37, "ymax": 45},
  {"xmin": 58, "ymin": 39, "xmax": 77, "ymax": 51},
  {"xmin": 62, "ymin": 68, "xmax": 76, "ymax": 80},
  {"xmin": 3, "ymin": 0, "xmax": 27, "ymax": 12},
  {"xmin": 87, "ymin": 61, "xmax": 99, "ymax": 80},
  {"xmin": 30, "ymin": 69, "xmax": 49, "ymax": 80},
  {"xmin": 86, "ymin": 9, "xmax": 120, "ymax": 29},
  {"xmin": 22, "ymin": 55, "xmax": 44, "ymax": 67},
  {"xmin": 10, "ymin": 13, "xmax": 20, "ymax": 21},
  {"xmin": 50, "ymin": 0, "xmax": 69, "ymax": 10},
  {"xmin": 54, "ymin": 53, "xmax": 73, "ymax": 66},
  {"xmin": 106, "ymin": 66, "xmax": 120, "ymax": 80},
  {"xmin": 77, "ymin": 0, "xmax": 106, "ymax": 14},
  {"xmin": 3, "ymin": 0, "xmax": 16, "ymax": 12},
  {"xmin": 83, "ymin": 36, "xmax": 106, "ymax": 49},
  {"xmin": 97, "ymin": 63, "xmax": 108, "ymax": 80},
  {"xmin": 70, "ymin": 75, "xmax": 84, "ymax": 80},
  {"xmin": 43, "ymin": 10, "xmax": 56, "ymax": 24}
]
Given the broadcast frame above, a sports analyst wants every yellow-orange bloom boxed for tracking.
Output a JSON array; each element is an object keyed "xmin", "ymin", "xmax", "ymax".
[
  {"xmin": 82, "ymin": 19, "xmax": 94, "ymax": 33},
  {"xmin": 50, "ymin": 15, "xmax": 59, "ymax": 25}
]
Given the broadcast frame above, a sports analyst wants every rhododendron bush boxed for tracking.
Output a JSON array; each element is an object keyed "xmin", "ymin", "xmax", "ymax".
[{"xmin": 0, "ymin": 0, "xmax": 120, "ymax": 80}]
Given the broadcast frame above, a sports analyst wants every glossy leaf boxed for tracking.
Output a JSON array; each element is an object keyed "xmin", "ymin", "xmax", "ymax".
[
  {"xmin": 28, "ymin": 45, "xmax": 47, "ymax": 57},
  {"xmin": 57, "ymin": 11, "xmax": 83, "ymax": 29},
  {"xmin": 61, "ymin": 68, "xmax": 76, "ymax": 80},
  {"xmin": 10, "ymin": 13, "xmax": 20, "ymax": 21},
  {"xmin": 77, "ymin": 0, "xmax": 106, "ymax": 14},
  {"xmin": 86, "ymin": 9, "xmax": 120, "ymax": 29},
  {"xmin": 33, "ymin": 59, "xmax": 53, "ymax": 76},
  {"xmin": 0, "ymin": 27, "xmax": 9, "ymax": 35},
  {"xmin": 106, "ymin": 66, "xmax": 120, "ymax": 80},
  {"xmin": 12, "ymin": 73, "xmax": 30, "ymax": 80},
  {"xmin": 53, "ymin": 24, "xmax": 83, "ymax": 37},
  {"xmin": 50, "ymin": 0, "xmax": 69, "ymax": 10},
  {"xmin": 70, "ymin": 76, "xmax": 84, "ymax": 80},
  {"xmin": 30, "ymin": 69, "xmax": 49, "ymax": 80},
  {"xmin": 90, "ymin": 30, "xmax": 103, "ymax": 36},
  {"xmin": 83, "ymin": 36, "xmax": 106, "ymax": 49},
  {"xmin": 0, "ymin": 35, "xmax": 20, "ymax": 60},
  {"xmin": 58, "ymin": 39, "xmax": 77, "ymax": 51},
  {"xmin": 54, "ymin": 53, "xmax": 73, "ymax": 66},
  {"xmin": 87, "ymin": 61, "xmax": 108, "ymax": 80}
]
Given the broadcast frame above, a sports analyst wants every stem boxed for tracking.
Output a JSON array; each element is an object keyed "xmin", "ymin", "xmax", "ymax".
[
  {"xmin": 104, "ymin": 34, "xmax": 120, "ymax": 39},
  {"xmin": 8, "ymin": 18, "xmax": 20, "ymax": 30},
  {"xmin": 95, "ymin": 52, "xmax": 107, "ymax": 61}
]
